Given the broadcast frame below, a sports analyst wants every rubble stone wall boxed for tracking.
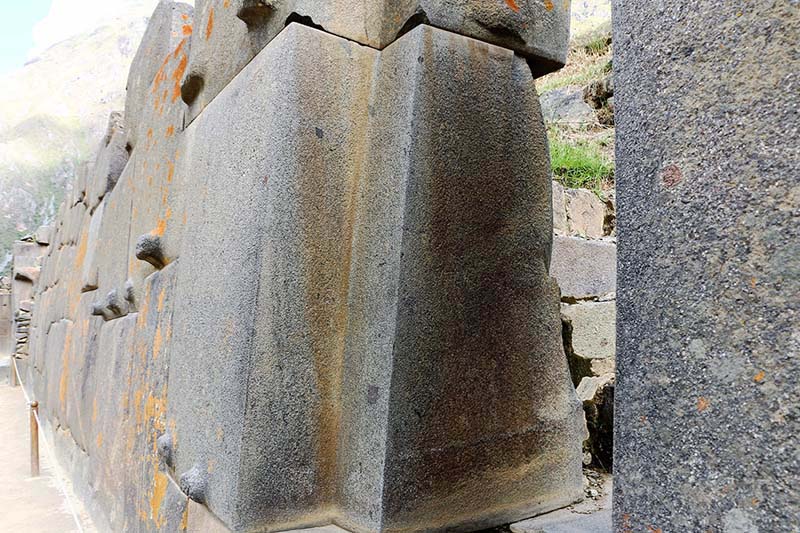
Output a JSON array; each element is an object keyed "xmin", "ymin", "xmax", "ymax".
[{"xmin": 13, "ymin": 1, "xmax": 588, "ymax": 532}]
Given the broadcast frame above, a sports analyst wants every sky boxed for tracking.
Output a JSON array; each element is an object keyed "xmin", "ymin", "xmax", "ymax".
[
  {"xmin": 0, "ymin": 0, "xmax": 52, "ymax": 75},
  {"xmin": 0, "ymin": 0, "xmax": 162, "ymax": 76}
]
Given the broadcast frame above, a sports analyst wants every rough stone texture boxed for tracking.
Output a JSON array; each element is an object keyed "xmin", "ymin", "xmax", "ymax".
[
  {"xmin": 182, "ymin": 0, "xmax": 570, "ymax": 123},
  {"xmin": 511, "ymin": 473, "xmax": 612, "ymax": 533},
  {"xmin": 562, "ymin": 301, "xmax": 615, "ymax": 381},
  {"xmin": 19, "ymin": 4, "xmax": 581, "ymax": 533},
  {"xmin": 0, "ymin": 292, "xmax": 10, "ymax": 356},
  {"xmin": 550, "ymin": 236, "xmax": 616, "ymax": 301},
  {"xmin": 539, "ymin": 86, "xmax": 598, "ymax": 125},
  {"xmin": 35, "ymin": 225, "xmax": 53, "ymax": 245},
  {"xmin": 614, "ymin": 1, "xmax": 799, "ymax": 531},
  {"xmin": 576, "ymin": 375, "xmax": 613, "ymax": 471},
  {"xmin": 551, "ymin": 180, "xmax": 568, "ymax": 235},
  {"xmin": 564, "ymin": 188, "xmax": 606, "ymax": 238},
  {"xmin": 339, "ymin": 26, "xmax": 583, "ymax": 533},
  {"xmin": 86, "ymin": 112, "xmax": 129, "ymax": 210}
]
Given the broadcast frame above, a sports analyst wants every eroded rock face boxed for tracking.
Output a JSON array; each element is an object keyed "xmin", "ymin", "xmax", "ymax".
[{"xmin": 18, "ymin": 2, "xmax": 582, "ymax": 532}]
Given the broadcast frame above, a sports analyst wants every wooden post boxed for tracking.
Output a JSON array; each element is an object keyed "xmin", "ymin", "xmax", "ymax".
[
  {"xmin": 30, "ymin": 401, "xmax": 39, "ymax": 477},
  {"xmin": 10, "ymin": 357, "xmax": 18, "ymax": 387}
]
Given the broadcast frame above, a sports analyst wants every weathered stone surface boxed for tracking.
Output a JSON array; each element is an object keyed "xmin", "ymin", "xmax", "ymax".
[
  {"xmin": 35, "ymin": 225, "xmax": 53, "ymax": 245},
  {"xmin": 576, "ymin": 375, "xmax": 614, "ymax": 471},
  {"xmin": 552, "ymin": 180, "xmax": 568, "ymax": 235},
  {"xmin": 550, "ymin": 236, "xmax": 616, "ymax": 301},
  {"xmin": 186, "ymin": 500, "xmax": 231, "ymax": 533},
  {"xmin": 168, "ymin": 22, "xmax": 581, "ymax": 533},
  {"xmin": 565, "ymin": 188, "xmax": 606, "ymax": 238},
  {"xmin": 561, "ymin": 301, "xmax": 616, "ymax": 382},
  {"xmin": 341, "ymin": 25, "xmax": 583, "ymax": 533},
  {"xmin": 539, "ymin": 86, "xmax": 598, "ymax": 125},
  {"xmin": 511, "ymin": 473, "xmax": 612, "ymax": 533},
  {"xmin": 87, "ymin": 112, "xmax": 129, "ymax": 210},
  {"xmin": 168, "ymin": 23, "xmax": 377, "ymax": 530},
  {"xmin": 23, "ymin": 8, "xmax": 580, "ymax": 533},
  {"xmin": 124, "ymin": 0, "xmax": 193, "ymax": 151},
  {"xmin": 182, "ymin": 0, "xmax": 570, "ymax": 123},
  {"xmin": 0, "ymin": 292, "xmax": 11, "ymax": 356},
  {"xmin": 614, "ymin": 1, "xmax": 799, "ymax": 531},
  {"xmin": 81, "ymin": 203, "xmax": 104, "ymax": 292}
]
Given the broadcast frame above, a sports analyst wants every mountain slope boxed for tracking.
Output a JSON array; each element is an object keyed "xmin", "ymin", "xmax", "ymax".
[{"xmin": 0, "ymin": 2, "xmax": 159, "ymax": 274}]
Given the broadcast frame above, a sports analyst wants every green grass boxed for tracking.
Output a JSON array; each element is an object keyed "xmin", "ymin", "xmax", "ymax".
[
  {"xmin": 537, "ymin": 52, "xmax": 611, "ymax": 94},
  {"xmin": 549, "ymin": 129, "xmax": 614, "ymax": 194},
  {"xmin": 536, "ymin": 20, "xmax": 612, "ymax": 94}
]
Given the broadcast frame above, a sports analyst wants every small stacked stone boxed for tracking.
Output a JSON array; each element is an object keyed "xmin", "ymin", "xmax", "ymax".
[{"xmin": 13, "ymin": 301, "xmax": 32, "ymax": 357}]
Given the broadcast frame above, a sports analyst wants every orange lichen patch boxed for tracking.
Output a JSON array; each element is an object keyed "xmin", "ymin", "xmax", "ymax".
[
  {"xmin": 147, "ymin": 128, "xmax": 154, "ymax": 139},
  {"xmin": 182, "ymin": 24, "xmax": 193, "ymax": 35},
  {"xmin": 180, "ymin": 505, "xmax": 189, "ymax": 530},
  {"xmin": 223, "ymin": 0, "xmax": 231, "ymax": 7},
  {"xmin": 153, "ymin": 326, "xmax": 163, "ymax": 359},
  {"xmin": 74, "ymin": 227, "xmax": 89, "ymax": 269},
  {"xmin": 144, "ymin": 393, "xmax": 164, "ymax": 422},
  {"xmin": 153, "ymin": 218, "xmax": 167, "ymax": 237},
  {"xmin": 150, "ymin": 471, "xmax": 169, "ymax": 527},
  {"xmin": 166, "ymin": 125, "xmax": 175, "ymax": 138},
  {"xmin": 544, "ymin": 0, "xmax": 554, "ymax": 11},
  {"xmin": 135, "ymin": 389, "xmax": 145, "ymax": 424},
  {"xmin": 505, "ymin": 0, "xmax": 520, "ymax": 12},
  {"xmin": 158, "ymin": 288, "xmax": 167, "ymax": 312},
  {"xmin": 172, "ymin": 53, "xmax": 188, "ymax": 102},
  {"xmin": 697, "ymin": 397, "xmax": 710, "ymax": 412},
  {"xmin": 647, "ymin": 527, "xmax": 662, "ymax": 533},
  {"xmin": 621, "ymin": 513, "xmax": 633, "ymax": 533},
  {"xmin": 563, "ymin": 0, "xmax": 570, "ymax": 9},
  {"xmin": 59, "ymin": 329, "xmax": 73, "ymax": 408},
  {"xmin": 754, "ymin": 371, "xmax": 766, "ymax": 383},
  {"xmin": 173, "ymin": 39, "xmax": 186, "ymax": 59},
  {"xmin": 181, "ymin": 13, "xmax": 189, "ymax": 21},
  {"xmin": 216, "ymin": 427, "xmax": 224, "ymax": 441},
  {"xmin": 92, "ymin": 398, "xmax": 98, "ymax": 423},
  {"xmin": 206, "ymin": 7, "xmax": 215, "ymax": 40},
  {"xmin": 167, "ymin": 161, "xmax": 175, "ymax": 182},
  {"xmin": 96, "ymin": 433, "xmax": 104, "ymax": 448}
]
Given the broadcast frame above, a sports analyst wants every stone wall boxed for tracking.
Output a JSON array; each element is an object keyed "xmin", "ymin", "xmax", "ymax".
[
  {"xmin": 0, "ymin": 282, "xmax": 11, "ymax": 383},
  {"xmin": 17, "ymin": 1, "xmax": 588, "ymax": 532},
  {"xmin": 551, "ymin": 182, "xmax": 615, "ymax": 472}
]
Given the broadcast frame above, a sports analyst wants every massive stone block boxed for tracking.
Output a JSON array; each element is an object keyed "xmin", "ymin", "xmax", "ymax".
[
  {"xmin": 614, "ymin": 1, "xmax": 800, "ymax": 531},
  {"xmin": 182, "ymin": 0, "xmax": 569, "ymax": 123},
  {"xmin": 167, "ymin": 21, "xmax": 582, "ymax": 533},
  {"xmin": 339, "ymin": 25, "xmax": 583, "ymax": 533},
  {"xmin": 167, "ymin": 23, "xmax": 377, "ymax": 530}
]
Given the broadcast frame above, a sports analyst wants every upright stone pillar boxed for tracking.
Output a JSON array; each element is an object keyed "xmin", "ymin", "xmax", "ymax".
[{"xmin": 614, "ymin": 2, "xmax": 799, "ymax": 531}]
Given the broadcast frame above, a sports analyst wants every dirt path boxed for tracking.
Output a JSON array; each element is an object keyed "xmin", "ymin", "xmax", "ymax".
[{"xmin": 0, "ymin": 383, "xmax": 94, "ymax": 533}]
